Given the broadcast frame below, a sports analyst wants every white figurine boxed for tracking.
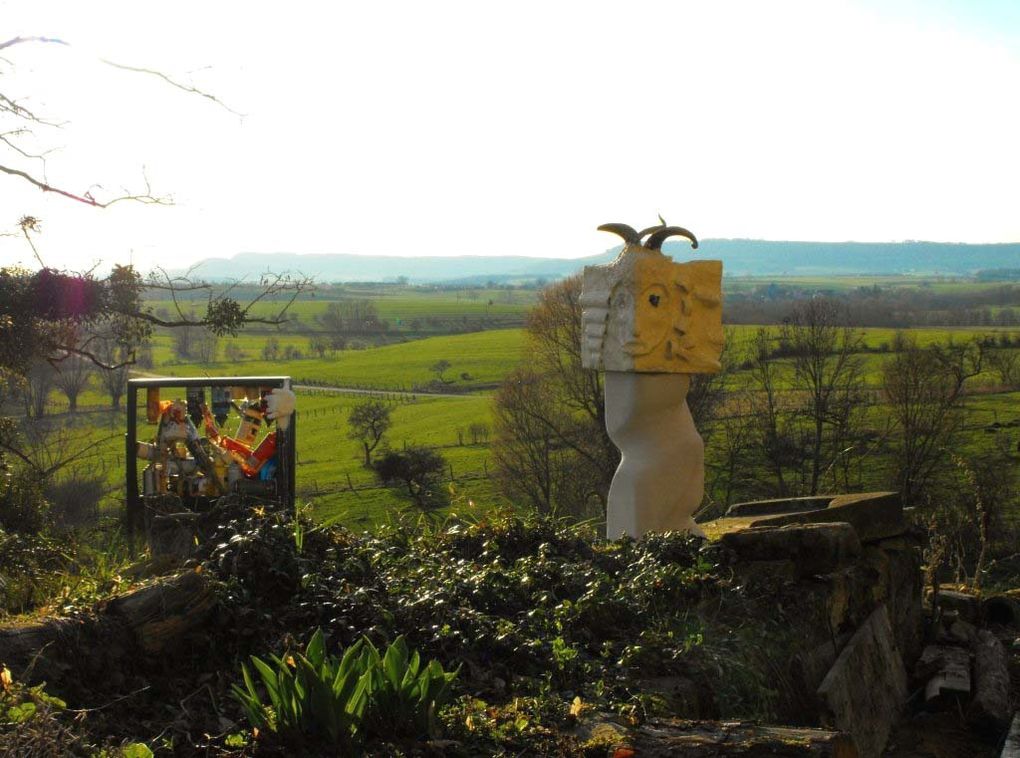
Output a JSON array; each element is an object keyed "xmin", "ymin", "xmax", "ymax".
[
  {"xmin": 265, "ymin": 383, "xmax": 297, "ymax": 431},
  {"xmin": 582, "ymin": 223, "xmax": 723, "ymax": 539}
]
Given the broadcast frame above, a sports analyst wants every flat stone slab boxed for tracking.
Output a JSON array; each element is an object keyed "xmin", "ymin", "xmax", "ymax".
[
  {"xmin": 704, "ymin": 492, "xmax": 905, "ymax": 543},
  {"xmin": 817, "ymin": 604, "xmax": 908, "ymax": 758},
  {"xmin": 918, "ymin": 644, "xmax": 971, "ymax": 705},
  {"xmin": 726, "ymin": 496, "xmax": 833, "ymax": 518},
  {"xmin": 721, "ymin": 523, "xmax": 862, "ymax": 577},
  {"xmin": 968, "ymin": 630, "xmax": 1010, "ymax": 735}
]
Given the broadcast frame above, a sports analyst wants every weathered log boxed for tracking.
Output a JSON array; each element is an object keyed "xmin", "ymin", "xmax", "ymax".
[
  {"xmin": 0, "ymin": 571, "xmax": 216, "ymax": 685},
  {"xmin": 577, "ymin": 716, "xmax": 858, "ymax": 757},
  {"xmin": 105, "ymin": 569, "xmax": 217, "ymax": 654}
]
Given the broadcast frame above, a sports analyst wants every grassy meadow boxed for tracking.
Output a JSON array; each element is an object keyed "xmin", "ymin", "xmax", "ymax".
[
  {"xmin": 149, "ymin": 328, "xmax": 527, "ymax": 391},
  {"xmin": 16, "ymin": 277, "xmax": 1020, "ymax": 531}
]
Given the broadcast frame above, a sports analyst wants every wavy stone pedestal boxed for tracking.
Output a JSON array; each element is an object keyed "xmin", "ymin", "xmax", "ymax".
[{"xmin": 604, "ymin": 372, "xmax": 705, "ymax": 539}]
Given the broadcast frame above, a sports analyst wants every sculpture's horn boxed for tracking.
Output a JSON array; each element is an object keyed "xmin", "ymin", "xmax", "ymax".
[
  {"xmin": 637, "ymin": 224, "xmax": 664, "ymax": 242},
  {"xmin": 645, "ymin": 226, "xmax": 699, "ymax": 251},
  {"xmin": 597, "ymin": 223, "xmax": 640, "ymax": 244}
]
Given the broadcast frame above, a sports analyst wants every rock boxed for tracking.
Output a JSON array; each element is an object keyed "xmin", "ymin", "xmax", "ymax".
[
  {"xmin": 726, "ymin": 496, "xmax": 833, "ymax": 518},
  {"xmin": 731, "ymin": 559, "xmax": 799, "ymax": 586},
  {"xmin": 967, "ymin": 630, "xmax": 1010, "ymax": 735},
  {"xmin": 817, "ymin": 605, "xmax": 908, "ymax": 758},
  {"xmin": 1000, "ymin": 712, "xmax": 1020, "ymax": 758},
  {"xmin": 790, "ymin": 633, "xmax": 853, "ymax": 709},
  {"xmin": 874, "ymin": 540, "xmax": 923, "ymax": 663},
  {"xmin": 934, "ymin": 589, "xmax": 981, "ymax": 623},
  {"xmin": 722, "ymin": 522, "xmax": 862, "ymax": 578},
  {"xmin": 923, "ymin": 644, "xmax": 970, "ymax": 708},
  {"xmin": 749, "ymin": 492, "xmax": 905, "ymax": 543},
  {"xmin": 943, "ymin": 619, "xmax": 978, "ymax": 645},
  {"xmin": 913, "ymin": 645, "xmax": 947, "ymax": 682}
]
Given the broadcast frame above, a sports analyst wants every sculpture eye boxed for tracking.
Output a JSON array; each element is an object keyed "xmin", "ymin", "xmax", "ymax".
[{"xmin": 648, "ymin": 294, "xmax": 660, "ymax": 308}]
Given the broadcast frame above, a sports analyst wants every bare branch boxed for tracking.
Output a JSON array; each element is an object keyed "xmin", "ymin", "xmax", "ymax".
[
  {"xmin": 18, "ymin": 215, "xmax": 44, "ymax": 267},
  {"xmin": 0, "ymin": 36, "xmax": 69, "ymax": 52},
  {"xmin": 0, "ymin": 162, "xmax": 170, "ymax": 207},
  {"xmin": 0, "ymin": 128, "xmax": 51, "ymax": 160},
  {"xmin": 101, "ymin": 59, "xmax": 244, "ymax": 117},
  {"xmin": 50, "ymin": 342, "xmax": 134, "ymax": 371}
]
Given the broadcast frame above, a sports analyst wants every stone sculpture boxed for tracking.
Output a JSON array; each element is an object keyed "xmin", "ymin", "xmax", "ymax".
[{"xmin": 581, "ymin": 222, "xmax": 723, "ymax": 538}]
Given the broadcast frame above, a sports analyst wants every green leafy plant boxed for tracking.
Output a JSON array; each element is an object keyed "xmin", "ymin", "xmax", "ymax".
[
  {"xmin": 0, "ymin": 665, "xmax": 66, "ymax": 725},
  {"xmin": 360, "ymin": 634, "xmax": 460, "ymax": 739},
  {"xmin": 232, "ymin": 628, "xmax": 369, "ymax": 749},
  {"xmin": 232, "ymin": 629, "xmax": 458, "ymax": 748}
]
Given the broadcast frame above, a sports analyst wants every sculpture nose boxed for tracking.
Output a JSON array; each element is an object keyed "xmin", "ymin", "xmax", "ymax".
[{"xmin": 619, "ymin": 304, "xmax": 636, "ymax": 339}]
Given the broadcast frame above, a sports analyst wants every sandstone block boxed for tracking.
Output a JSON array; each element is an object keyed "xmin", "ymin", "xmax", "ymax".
[
  {"xmin": 749, "ymin": 492, "xmax": 905, "ymax": 543},
  {"xmin": 721, "ymin": 523, "xmax": 862, "ymax": 578},
  {"xmin": 817, "ymin": 605, "xmax": 908, "ymax": 758}
]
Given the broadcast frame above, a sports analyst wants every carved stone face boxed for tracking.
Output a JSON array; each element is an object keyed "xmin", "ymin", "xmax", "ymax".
[
  {"xmin": 581, "ymin": 244, "xmax": 723, "ymax": 374},
  {"xmin": 607, "ymin": 279, "xmax": 672, "ymax": 357}
]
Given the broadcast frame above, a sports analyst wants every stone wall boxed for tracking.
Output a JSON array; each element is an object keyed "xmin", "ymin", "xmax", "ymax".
[{"xmin": 708, "ymin": 491, "xmax": 922, "ymax": 758}]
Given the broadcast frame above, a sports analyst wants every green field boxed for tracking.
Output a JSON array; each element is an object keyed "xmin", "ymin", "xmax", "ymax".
[
  {"xmin": 724, "ymin": 275, "xmax": 1020, "ymax": 297},
  {"xmin": 16, "ymin": 278, "xmax": 1020, "ymax": 531},
  {"xmin": 151, "ymin": 328, "xmax": 527, "ymax": 391},
  {"xmin": 144, "ymin": 287, "xmax": 536, "ymax": 330}
]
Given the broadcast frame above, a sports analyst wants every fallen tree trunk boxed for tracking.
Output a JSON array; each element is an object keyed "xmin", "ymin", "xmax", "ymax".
[
  {"xmin": 578, "ymin": 716, "xmax": 858, "ymax": 757},
  {"xmin": 0, "ymin": 570, "xmax": 216, "ymax": 685}
]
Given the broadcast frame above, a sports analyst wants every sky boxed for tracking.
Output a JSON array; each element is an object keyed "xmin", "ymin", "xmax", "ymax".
[{"xmin": 1, "ymin": 0, "xmax": 1018, "ymax": 273}]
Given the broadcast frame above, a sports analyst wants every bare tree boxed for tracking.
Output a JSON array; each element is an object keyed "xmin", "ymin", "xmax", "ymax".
[
  {"xmin": 781, "ymin": 300, "xmax": 867, "ymax": 494},
  {"xmin": 468, "ymin": 421, "xmax": 490, "ymax": 445},
  {"xmin": 172, "ymin": 324, "xmax": 197, "ymax": 360},
  {"xmin": 491, "ymin": 277, "xmax": 618, "ymax": 518},
  {"xmin": 223, "ymin": 342, "xmax": 246, "ymax": 362},
  {"xmin": 347, "ymin": 400, "xmax": 393, "ymax": 467},
  {"xmin": 881, "ymin": 337, "xmax": 984, "ymax": 505},
  {"xmin": 746, "ymin": 328, "xmax": 803, "ymax": 496},
  {"xmin": 261, "ymin": 337, "xmax": 281, "ymax": 361},
  {"xmin": 21, "ymin": 361, "xmax": 55, "ymax": 418},
  {"xmin": 308, "ymin": 334, "xmax": 330, "ymax": 359},
  {"xmin": 52, "ymin": 355, "xmax": 92, "ymax": 412},
  {"xmin": 96, "ymin": 343, "xmax": 130, "ymax": 410},
  {"xmin": 193, "ymin": 330, "xmax": 219, "ymax": 363},
  {"xmin": 704, "ymin": 401, "xmax": 759, "ymax": 510},
  {"xmin": 986, "ymin": 348, "xmax": 1020, "ymax": 388},
  {"xmin": 491, "ymin": 370, "xmax": 559, "ymax": 514}
]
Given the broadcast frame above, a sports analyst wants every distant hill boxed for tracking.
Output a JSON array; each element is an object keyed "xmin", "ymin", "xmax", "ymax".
[{"xmin": 176, "ymin": 240, "xmax": 1020, "ymax": 283}]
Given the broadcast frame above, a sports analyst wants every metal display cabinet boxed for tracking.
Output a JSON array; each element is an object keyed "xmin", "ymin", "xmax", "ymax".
[{"xmin": 125, "ymin": 376, "xmax": 296, "ymax": 546}]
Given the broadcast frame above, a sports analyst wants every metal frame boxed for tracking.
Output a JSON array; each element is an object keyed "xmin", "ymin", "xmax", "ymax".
[{"xmin": 126, "ymin": 376, "xmax": 296, "ymax": 546}]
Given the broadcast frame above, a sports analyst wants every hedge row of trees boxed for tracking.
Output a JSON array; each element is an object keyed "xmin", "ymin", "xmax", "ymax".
[{"xmin": 490, "ymin": 278, "xmax": 1020, "ymax": 586}]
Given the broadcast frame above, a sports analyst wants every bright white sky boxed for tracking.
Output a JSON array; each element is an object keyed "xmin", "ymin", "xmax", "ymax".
[{"xmin": 1, "ymin": 0, "xmax": 1018, "ymax": 273}]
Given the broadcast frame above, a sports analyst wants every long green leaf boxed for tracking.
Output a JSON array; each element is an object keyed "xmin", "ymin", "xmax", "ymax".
[
  {"xmin": 305, "ymin": 628, "xmax": 326, "ymax": 669},
  {"xmin": 250, "ymin": 657, "xmax": 281, "ymax": 710}
]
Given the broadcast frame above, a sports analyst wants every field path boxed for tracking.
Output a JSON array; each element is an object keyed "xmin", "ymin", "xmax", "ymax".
[
  {"xmin": 292, "ymin": 382, "xmax": 477, "ymax": 399},
  {"xmin": 129, "ymin": 371, "xmax": 478, "ymax": 400}
]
